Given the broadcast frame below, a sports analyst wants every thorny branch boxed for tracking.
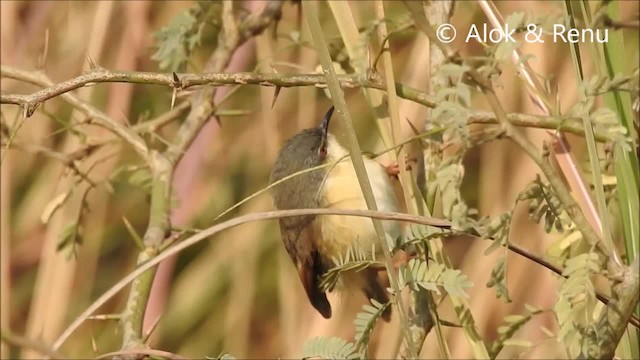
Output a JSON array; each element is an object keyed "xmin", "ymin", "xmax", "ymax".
[
  {"xmin": 0, "ymin": 65, "xmax": 617, "ymax": 142},
  {"xmin": 1, "ymin": 67, "xmax": 149, "ymax": 159},
  {"xmin": 117, "ymin": 0, "xmax": 285, "ymax": 351}
]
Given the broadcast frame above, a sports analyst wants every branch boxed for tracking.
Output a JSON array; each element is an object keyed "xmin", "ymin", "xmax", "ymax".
[
  {"xmin": 594, "ymin": 263, "xmax": 640, "ymax": 359},
  {"xmin": 0, "ymin": 140, "xmax": 98, "ymax": 187},
  {"xmin": 117, "ymin": 0, "xmax": 285, "ymax": 351},
  {"xmin": 2, "ymin": 65, "xmax": 617, "ymax": 143},
  {"xmin": 0, "ymin": 67, "xmax": 149, "ymax": 160},
  {"xmin": 51, "ymin": 207, "xmax": 451, "ymax": 352}
]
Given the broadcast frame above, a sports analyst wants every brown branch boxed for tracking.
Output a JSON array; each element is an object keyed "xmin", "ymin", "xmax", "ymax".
[
  {"xmin": 1, "ymin": 65, "xmax": 618, "ymax": 143},
  {"xmin": 0, "ymin": 67, "xmax": 148, "ymax": 159}
]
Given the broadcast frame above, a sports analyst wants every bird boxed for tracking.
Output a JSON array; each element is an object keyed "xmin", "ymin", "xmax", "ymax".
[{"xmin": 269, "ymin": 106, "xmax": 400, "ymax": 321}]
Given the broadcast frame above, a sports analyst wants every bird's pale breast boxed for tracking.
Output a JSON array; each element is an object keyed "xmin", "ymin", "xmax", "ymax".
[{"xmin": 318, "ymin": 138, "xmax": 400, "ymax": 262}]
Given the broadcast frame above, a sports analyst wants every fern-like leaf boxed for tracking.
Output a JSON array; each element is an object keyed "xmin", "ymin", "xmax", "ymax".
[
  {"xmin": 555, "ymin": 252, "xmax": 601, "ymax": 357},
  {"xmin": 483, "ymin": 212, "xmax": 513, "ymax": 303},
  {"xmin": 489, "ymin": 304, "xmax": 543, "ymax": 358},
  {"xmin": 354, "ymin": 299, "xmax": 390, "ymax": 354},
  {"xmin": 319, "ymin": 244, "xmax": 382, "ymax": 292},
  {"xmin": 399, "ymin": 223, "xmax": 448, "ymax": 251},
  {"xmin": 518, "ymin": 175, "xmax": 570, "ymax": 233},
  {"xmin": 302, "ymin": 337, "xmax": 360, "ymax": 360},
  {"xmin": 151, "ymin": 2, "xmax": 218, "ymax": 72},
  {"xmin": 398, "ymin": 259, "xmax": 473, "ymax": 298}
]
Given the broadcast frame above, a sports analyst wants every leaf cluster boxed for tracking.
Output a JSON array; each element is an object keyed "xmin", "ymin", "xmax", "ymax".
[
  {"xmin": 354, "ymin": 300, "xmax": 390, "ymax": 355},
  {"xmin": 555, "ymin": 252, "xmax": 602, "ymax": 357},
  {"xmin": 482, "ymin": 213, "xmax": 513, "ymax": 302},
  {"xmin": 319, "ymin": 244, "xmax": 382, "ymax": 293},
  {"xmin": 152, "ymin": 2, "xmax": 221, "ymax": 72},
  {"xmin": 431, "ymin": 64, "xmax": 472, "ymax": 144},
  {"xmin": 489, "ymin": 304, "xmax": 544, "ymax": 357},
  {"xmin": 517, "ymin": 175, "xmax": 570, "ymax": 233},
  {"xmin": 302, "ymin": 337, "xmax": 360, "ymax": 360},
  {"xmin": 398, "ymin": 259, "xmax": 473, "ymax": 298}
]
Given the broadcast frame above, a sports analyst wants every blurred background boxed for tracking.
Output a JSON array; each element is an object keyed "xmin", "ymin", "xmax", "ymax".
[{"xmin": 1, "ymin": 1, "xmax": 638, "ymax": 359}]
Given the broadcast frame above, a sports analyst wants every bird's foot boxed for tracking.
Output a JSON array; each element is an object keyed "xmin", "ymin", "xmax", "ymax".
[{"xmin": 385, "ymin": 156, "xmax": 417, "ymax": 178}]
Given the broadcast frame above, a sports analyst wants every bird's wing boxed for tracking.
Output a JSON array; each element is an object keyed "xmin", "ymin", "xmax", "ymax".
[{"xmin": 279, "ymin": 218, "xmax": 332, "ymax": 319}]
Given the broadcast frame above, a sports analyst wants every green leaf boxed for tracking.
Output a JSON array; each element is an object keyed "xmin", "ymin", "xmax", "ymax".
[
  {"xmin": 490, "ymin": 305, "xmax": 542, "ymax": 357},
  {"xmin": 398, "ymin": 259, "xmax": 473, "ymax": 298},
  {"xmin": 354, "ymin": 299, "xmax": 390, "ymax": 353},
  {"xmin": 486, "ymin": 256, "xmax": 511, "ymax": 302},
  {"xmin": 504, "ymin": 12, "xmax": 526, "ymax": 33},
  {"xmin": 555, "ymin": 251, "xmax": 601, "ymax": 356},
  {"xmin": 302, "ymin": 337, "xmax": 360, "ymax": 360},
  {"xmin": 319, "ymin": 244, "xmax": 381, "ymax": 292},
  {"xmin": 518, "ymin": 175, "xmax": 570, "ymax": 233},
  {"xmin": 151, "ymin": 2, "xmax": 218, "ymax": 71},
  {"xmin": 495, "ymin": 41, "xmax": 521, "ymax": 61}
]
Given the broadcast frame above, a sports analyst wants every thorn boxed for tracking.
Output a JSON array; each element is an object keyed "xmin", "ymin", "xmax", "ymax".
[
  {"xmin": 271, "ymin": 86, "xmax": 281, "ymax": 109},
  {"xmin": 87, "ymin": 54, "xmax": 97, "ymax": 70},
  {"xmin": 90, "ymin": 329, "xmax": 98, "ymax": 355},
  {"xmin": 171, "ymin": 72, "xmax": 182, "ymax": 110},
  {"xmin": 406, "ymin": 117, "xmax": 420, "ymax": 136},
  {"xmin": 172, "ymin": 72, "xmax": 182, "ymax": 88},
  {"xmin": 24, "ymin": 102, "xmax": 39, "ymax": 117},
  {"xmin": 213, "ymin": 115, "xmax": 222, "ymax": 128}
]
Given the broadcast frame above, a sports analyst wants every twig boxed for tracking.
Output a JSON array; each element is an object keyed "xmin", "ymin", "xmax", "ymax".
[
  {"xmin": 1, "ymin": 140, "xmax": 98, "ymax": 187},
  {"xmin": 0, "ymin": 67, "xmax": 148, "ymax": 160}
]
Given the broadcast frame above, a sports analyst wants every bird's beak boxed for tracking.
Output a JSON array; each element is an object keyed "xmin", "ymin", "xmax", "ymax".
[
  {"xmin": 319, "ymin": 106, "xmax": 334, "ymax": 151},
  {"xmin": 319, "ymin": 106, "xmax": 334, "ymax": 134}
]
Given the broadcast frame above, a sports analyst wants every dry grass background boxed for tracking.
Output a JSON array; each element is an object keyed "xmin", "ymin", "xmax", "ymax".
[{"xmin": 1, "ymin": 1, "xmax": 638, "ymax": 359}]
